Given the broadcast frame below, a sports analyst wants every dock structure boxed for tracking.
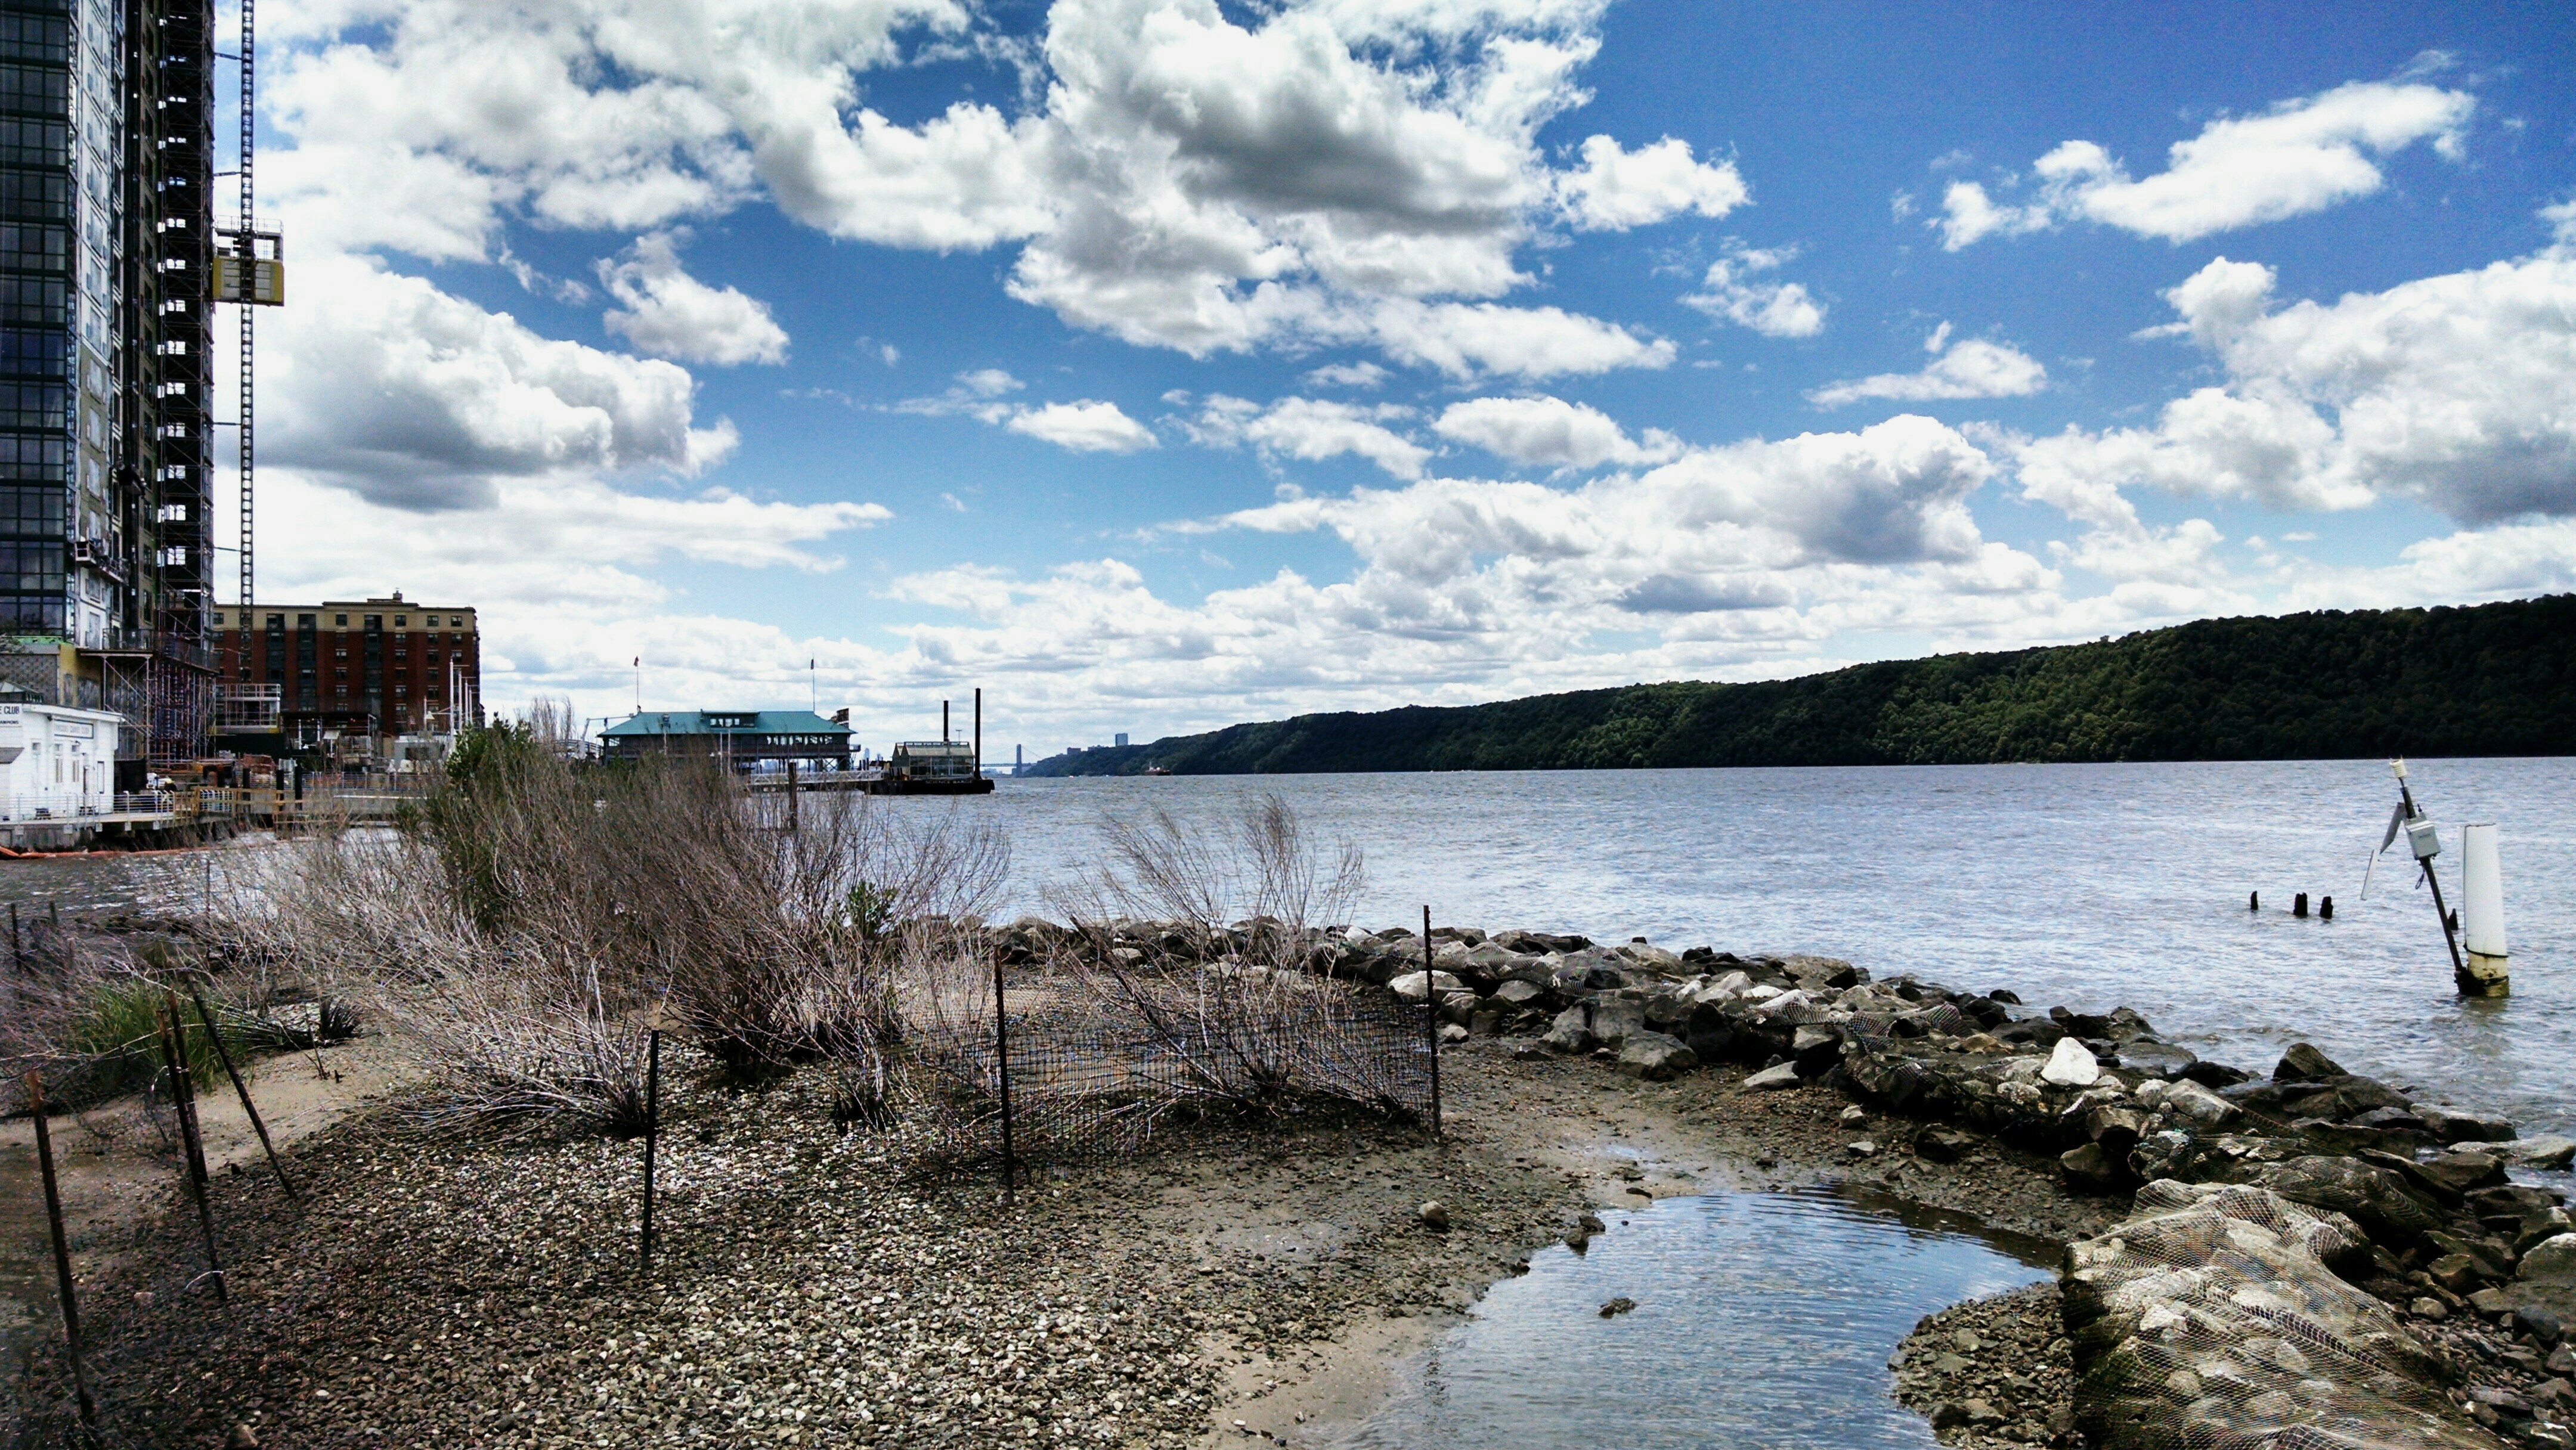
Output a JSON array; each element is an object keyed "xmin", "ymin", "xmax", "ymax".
[
  {"xmin": 600, "ymin": 709, "xmax": 853, "ymax": 772},
  {"xmin": 0, "ymin": 777, "xmax": 429, "ymax": 852},
  {"xmin": 866, "ymin": 740, "xmax": 993, "ymax": 795}
]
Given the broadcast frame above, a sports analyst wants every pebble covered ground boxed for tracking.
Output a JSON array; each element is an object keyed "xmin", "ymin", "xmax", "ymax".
[
  {"xmin": 1890, "ymin": 1284, "xmax": 2077, "ymax": 1448},
  {"xmin": 8, "ymin": 1033, "xmax": 2126, "ymax": 1449}
]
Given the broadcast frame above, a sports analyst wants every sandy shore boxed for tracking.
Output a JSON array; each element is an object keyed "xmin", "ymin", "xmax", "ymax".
[{"xmin": 4, "ymin": 1023, "xmax": 2115, "ymax": 1449}]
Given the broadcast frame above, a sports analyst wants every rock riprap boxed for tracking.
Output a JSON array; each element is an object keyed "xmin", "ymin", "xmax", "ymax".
[{"xmin": 2065, "ymin": 1183, "xmax": 2499, "ymax": 1449}]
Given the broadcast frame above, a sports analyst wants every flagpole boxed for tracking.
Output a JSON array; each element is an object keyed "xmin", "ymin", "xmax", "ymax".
[{"xmin": 633, "ymin": 656, "xmax": 641, "ymax": 715}]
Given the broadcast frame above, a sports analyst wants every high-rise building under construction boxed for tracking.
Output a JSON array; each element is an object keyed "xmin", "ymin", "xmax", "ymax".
[{"xmin": 0, "ymin": 0, "xmax": 268, "ymax": 771}]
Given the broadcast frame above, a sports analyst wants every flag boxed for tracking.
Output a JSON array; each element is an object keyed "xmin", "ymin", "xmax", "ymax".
[{"xmin": 2377, "ymin": 801, "xmax": 2407, "ymax": 854}]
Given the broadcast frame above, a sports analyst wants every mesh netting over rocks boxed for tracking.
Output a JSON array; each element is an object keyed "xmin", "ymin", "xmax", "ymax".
[
  {"xmin": 2066, "ymin": 1181, "xmax": 2504, "ymax": 1450},
  {"xmin": 898, "ymin": 963, "xmax": 1436, "ymax": 1172}
]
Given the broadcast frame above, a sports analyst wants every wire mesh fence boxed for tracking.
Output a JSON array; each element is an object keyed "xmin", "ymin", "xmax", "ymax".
[{"xmin": 895, "ymin": 964, "xmax": 1437, "ymax": 1176}]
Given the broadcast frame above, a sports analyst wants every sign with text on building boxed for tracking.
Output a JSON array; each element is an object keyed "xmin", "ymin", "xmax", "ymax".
[{"xmin": 213, "ymin": 256, "xmax": 285, "ymax": 306}]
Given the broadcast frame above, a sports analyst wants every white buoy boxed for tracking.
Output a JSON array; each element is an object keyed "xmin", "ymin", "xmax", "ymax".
[{"xmin": 2459, "ymin": 822, "xmax": 2509, "ymax": 997}]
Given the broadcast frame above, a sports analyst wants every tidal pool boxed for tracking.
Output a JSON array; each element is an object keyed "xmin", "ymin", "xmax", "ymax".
[{"xmin": 1339, "ymin": 1188, "xmax": 2059, "ymax": 1449}]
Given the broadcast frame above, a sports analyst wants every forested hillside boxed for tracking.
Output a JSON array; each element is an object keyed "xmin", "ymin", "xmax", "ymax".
[{"xmin": 1027, "ymin": 596, "xmax": 2576, "ymax": 775}]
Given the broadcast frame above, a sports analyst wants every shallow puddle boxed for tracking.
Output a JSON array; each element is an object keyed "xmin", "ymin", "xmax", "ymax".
[{"xmin": 1338, "ymin": 1188, "xmax": 2058, "ymax": 1449}]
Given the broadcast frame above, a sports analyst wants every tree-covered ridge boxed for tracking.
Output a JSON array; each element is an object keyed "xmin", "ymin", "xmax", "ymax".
[{"xmin": 1027, "ymin": 596, "xmax": 2576, "ymax": 775}]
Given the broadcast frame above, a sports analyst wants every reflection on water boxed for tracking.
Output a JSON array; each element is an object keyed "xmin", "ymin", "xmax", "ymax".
[{"xmin": 1338, "ymin": 1189, "xmax": 2055, "ymax": 1450}]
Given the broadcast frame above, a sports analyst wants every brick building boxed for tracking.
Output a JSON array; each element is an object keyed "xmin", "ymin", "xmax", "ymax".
[{"xmin": 210, "ymin": 594, "xmax": 480, "ymax": 743}]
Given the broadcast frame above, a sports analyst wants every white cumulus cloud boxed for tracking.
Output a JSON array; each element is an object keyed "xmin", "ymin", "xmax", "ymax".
[
  {"xmin": 1809, "ymin": 324, "xmax": 2047, "ymax": 407},
  {"xmin": 1007, "ymin": 400, "xmax": 1160, "ymax": 453},
  {"xmin": 599, "ymin": 231, "xmax": 791, "ymax": 365},
  {"xmin": 1936, "ymin": 79, "xmax": 2475, "ymax": 249},
  {"xmin": 2017, "ymin": 242, "xmax": 2576, "ymax": 526},
  {"xmin": 1432, "ymin": 395, "xmax": 1680, "ymax": 469},
  {"xmin": 1554, "ymin": 134, "xmax": 1748, "ymax": 231},
  {"xmin": 267, "ymin": 253, "xmax": 739, "ymax": 512},
  {"xmin": 1179, "ymin": 395, "xmax": 1428, "ymax": 478},
  {"xmin": 1682, "ymin": 243, "xmax": 1824, "ymax": 338}
]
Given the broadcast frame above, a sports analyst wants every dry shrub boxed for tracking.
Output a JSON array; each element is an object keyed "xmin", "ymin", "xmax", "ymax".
[
  {"xmin": 1015, "ymin": 794, "xmax": 1421, "ymax": 1124},
  {"xmin": 237, "ymin": 708, "xmax": 1008, "ymax": 1135}
]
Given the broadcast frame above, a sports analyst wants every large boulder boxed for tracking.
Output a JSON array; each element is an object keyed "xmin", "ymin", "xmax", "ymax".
[
  {"xmin": 2066, "ymin": 1184, "xmax": 2493, "ymax": 1450},
  {"xmin": 1617, "ymin": 1031, "xmax": 1697, "ymax": 1081},
  {"xmin": 1586, "ymin": 996, "xmax": 1647, "ymax": 1049},
  {"xmin": 1388, "ymin": 969, "xmax": 1465, "ymax": 1003},
  {"xmin": 2507, "ymin": 1233, "xmax": 2576, "ymax": 1326},
  {"xmin": 2456, "ymin": 1135, "xmax": 2576, "ymax": 1170},
  {"xmin": 1540, "ymin": 1006, "xmax": 1594, "ymax": 1055},
  {"xmin": 2274, "ymin": 1041, "xmax": 2348, "ymax": 1082},
  {"xmin": 2249, "ymin": 1156, "xmax": 2447, "ymax": 1246},
  {"xmin": 2417, "ymin": 1105, "xmax": 2517, "ymax": 1145}
]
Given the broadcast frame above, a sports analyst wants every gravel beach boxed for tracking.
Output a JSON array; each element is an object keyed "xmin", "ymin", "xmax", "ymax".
[{"xmin": 6, "ymin": 1026, "xmax": 2115, "ymax": 1449}]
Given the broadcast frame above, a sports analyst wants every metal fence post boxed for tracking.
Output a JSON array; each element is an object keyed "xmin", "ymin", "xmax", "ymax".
[
  {"xmin": 640, "ymin": 1027, "xmax": 662, "ymax": 1270},
  {"xmin": 185, "ymin": 980, "xmax": 293, "ymax": 1200},
  {"xmin": 1422, "ymin": 904, "xmax": 1441, "ymax": 1138},
  {"xmin": 24, "ymin": 1073, "xmax": 97, "ymax": 1424},
  {"xmin": 156, "ymin": 997, "xmax": 225, "ymax": 1302},
  {"xmin": 993, "ymin": 954, "xmax": 1017, "ymax": 1203}
]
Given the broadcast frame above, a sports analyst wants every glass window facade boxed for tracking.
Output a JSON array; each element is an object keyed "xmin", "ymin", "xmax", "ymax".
[{"xmin": 0, "ymin": 0, "xmax": 67, "ymax": 639}]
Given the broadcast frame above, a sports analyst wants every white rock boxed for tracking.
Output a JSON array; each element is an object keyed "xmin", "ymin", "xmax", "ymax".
[
  {"xmin": 1738, "ymin": 983, "xmax": 1785, "ymax": 1005},
  {"xmin": 2041, "ymin": 1037, "xmax": 2101, "ymax": 1087},
  {"xmin": 1388, "ymin": 969, "xmax": 1465, "ymax": 1002}
]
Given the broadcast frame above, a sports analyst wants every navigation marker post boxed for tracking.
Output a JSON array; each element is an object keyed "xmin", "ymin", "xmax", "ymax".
[{"xmin": 2382, "ymin": 759, "xmax": 2506, "ymax": 998}]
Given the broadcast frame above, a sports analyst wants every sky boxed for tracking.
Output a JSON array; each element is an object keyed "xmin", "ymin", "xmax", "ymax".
[{"xmin": 234, "ymin": 0, "xmax": 2576, "ymax": 758}]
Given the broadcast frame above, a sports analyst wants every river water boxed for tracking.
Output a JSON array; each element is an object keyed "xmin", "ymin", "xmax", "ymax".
[
  {"xmin": 965, "ymin": 759, "xmax": 2576, "ymax": 1142},
  {"xmin": 1339, "ymin": 1188, "xmax": 2057, "ymax": 1449},
  {"xmin": 5, "ymin": 758, "xmax": 2568, "ymax": 1138}
]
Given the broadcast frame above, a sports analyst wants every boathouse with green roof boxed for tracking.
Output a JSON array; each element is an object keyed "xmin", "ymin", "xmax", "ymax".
[{"xmin": 600, "ymin": 710, "xmax": 853, "ymax": 770}]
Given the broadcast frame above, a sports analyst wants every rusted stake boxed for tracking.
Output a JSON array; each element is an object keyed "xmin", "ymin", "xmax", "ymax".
[
  {"xmin": 1422, "ymin": 904, "xmax": 1442, "ymax": 1139},
  {"xmin": 25, "ymin": 1073, "xmax": 97, "ymax": 1424},
  {"xmin": 640, "ymin": 1027, "xmax": 662, "ymax": 1270},
  {"xmin": 157, "ymin": 998, "xmax": 225, "ymax": 1303},
  {"xmin": 184, "ymin": 979, "xmax": 294, "ymax": 1200},
  {"xmin": 992, "ymin": 953, "xmax": 1017, "ymax": 1202}
]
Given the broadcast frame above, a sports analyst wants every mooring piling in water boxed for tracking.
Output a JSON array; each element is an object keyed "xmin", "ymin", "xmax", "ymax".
[
  {"xmin": 2460, "ymin": 821, "xmax": 2509, "ymax": 997},
  {"xmin": 24, "ymin": 1073, "xmax": 97, "ymax": 1424},
  {"xmin": 2247, "ymin": 891, "xmax": 2259, "ymax": 912},
  {"xmin": 2319, "ymin": 896, "xmax": 2333, "ymax": 921},
  {"xmin": 2294, "ymin": 893, "xmax": 2309, "ymax": 918}
]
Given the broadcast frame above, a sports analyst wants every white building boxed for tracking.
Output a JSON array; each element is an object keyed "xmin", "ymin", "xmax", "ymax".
[{"xmin": 0, "ymin": 702, "xmax": 122, "ymax": 822}]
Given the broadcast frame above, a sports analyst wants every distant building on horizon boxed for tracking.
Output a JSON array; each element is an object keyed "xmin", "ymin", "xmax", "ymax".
[
  {"xmin": 600, "ymin": 709, "xmax": 851, "ymax": 771},
  {"xmin": 1114, "ymin": 732, "xmax": 1129, "ymax": 747},
  {"xmin": 212, "ymin": 594, "xmax": 480, "ymax": 745}
]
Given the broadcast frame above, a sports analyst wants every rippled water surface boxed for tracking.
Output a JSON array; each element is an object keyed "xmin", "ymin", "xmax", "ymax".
[
  {"xmin": 1338, "ymin": 1189, "xmax": 2055, "ymax": 1449},
  {"xmin": 7, "ymin": 759, "xmax": 2570, "ymax": 1135},
  {"xmin": 964, "ymin": 760, "xmax": 2576, "ymax": 1139}
]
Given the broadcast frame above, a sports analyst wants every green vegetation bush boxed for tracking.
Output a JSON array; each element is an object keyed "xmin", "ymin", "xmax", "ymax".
[{"xmin": 55, "ymin": 977, "xmax": 250, "ymax": 1105}]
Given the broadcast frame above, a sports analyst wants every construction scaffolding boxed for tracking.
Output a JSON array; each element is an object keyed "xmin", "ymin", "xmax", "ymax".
[{"xmin": 123, "ymin": 0, "xmax": 221, "ymax": 762}]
